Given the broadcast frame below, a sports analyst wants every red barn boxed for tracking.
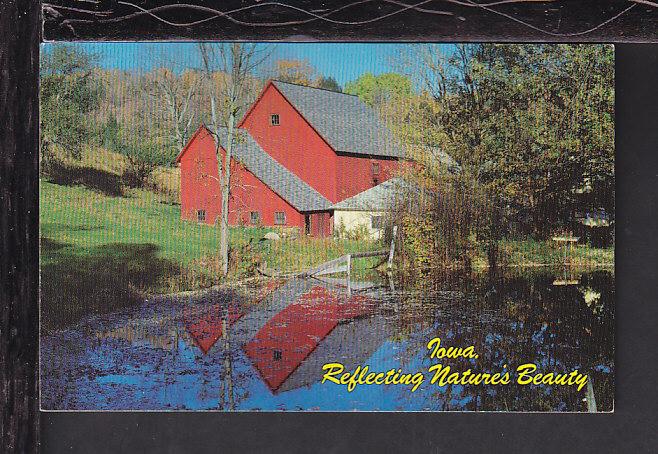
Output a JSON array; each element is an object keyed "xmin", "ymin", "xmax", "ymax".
[{"xmin": 175, "ymin": 80, "xmax": 406, "ymax": 237}]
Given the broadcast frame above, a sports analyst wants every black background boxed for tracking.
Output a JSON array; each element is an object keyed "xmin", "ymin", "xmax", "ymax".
[
  {"xmin": 42, "ymin": 0, "xmax": 658, "ymax": 41},
  {"xmin": 2, "ymin": 1, "xmax": 658, "ymax": 452}
]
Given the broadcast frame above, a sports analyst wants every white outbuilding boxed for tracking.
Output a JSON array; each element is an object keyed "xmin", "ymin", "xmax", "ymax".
[{"xmin": 331, "ymin": 178, "xmax": 409, "ymax": 240}]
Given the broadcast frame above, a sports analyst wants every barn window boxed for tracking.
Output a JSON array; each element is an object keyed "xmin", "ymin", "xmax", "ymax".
[
  {"xmin": 197, "ymin": 209, "xmax": 206, "ymax": 222},
  {"xmin": 274, "ymin": 211, "xmax": 286, "ymax": 225},
  {"xmin": 270, "ymin": 114, "xmax": 280, "ymax": 126},
  {"xmin": 371, "ymin": 216, "xmax": 383, "ymax": 229},
  {"xmin": 273, "ymin": 349, "xmax": 282, "ymax": 361},
  {"xmin": 372, "ymin": 162, "xmax": 380, "ymax": 175},
  {"xmin": 250, "ymin": 211, "xmax": 261, "ymax": 225}
]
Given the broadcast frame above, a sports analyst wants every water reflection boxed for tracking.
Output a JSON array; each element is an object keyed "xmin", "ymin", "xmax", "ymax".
[{"xmin": 41, "ymin": 269, "xmax": 614, "ymax": 411}]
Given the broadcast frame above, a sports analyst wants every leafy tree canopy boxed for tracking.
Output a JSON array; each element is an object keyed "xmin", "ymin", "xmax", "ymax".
[
  {"xmin": 274, "ymin": 59, "xmax": 317, "ymax": 86},
  {"xmin": 40, "ymin": 45, "xmax": 104, "ymax": 159},
  {"xmin": 316, "ymin": 76, "xmax": 342, "ymax": 92},
  {"xmin": 345, "ymin": 72, "xmax": 413, "ymax": 107},
  {"xmin": 401, "ymin": 44, "xmax": 614, "ymax": 237}
]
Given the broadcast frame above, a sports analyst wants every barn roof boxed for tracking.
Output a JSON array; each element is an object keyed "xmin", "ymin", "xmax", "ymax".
[
  {"xmin": 271, "ymin": 80, "xmax": 407, "ymax": 159},
  {"xmin": 331, "ymin": 177, "xmax": 410, "ymax": 211},
  {"xmin": 216, "ymin": 127, "xmax": 332, "ymax": 212},
  {"xmin": 410, "ymin": 144, "xmax": 462, "ymax": 173}
]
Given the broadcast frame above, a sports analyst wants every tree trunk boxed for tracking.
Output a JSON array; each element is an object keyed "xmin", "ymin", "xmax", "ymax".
[
  {"xmin": 209, "ymin": 92, "xmax": 231, "ymax": 277},
  {"xmin": 219, "ymin": 112, "xmax": 235, "ymax": 276},
  {"xmin": 221, "ymin": 315, "xmax": 234, "ymax": 410}
]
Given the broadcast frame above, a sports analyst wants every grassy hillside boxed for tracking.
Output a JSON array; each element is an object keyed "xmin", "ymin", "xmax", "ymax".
[{"xmin": 42, "ymin": 180, "xmax": 237, "ymax": 266}]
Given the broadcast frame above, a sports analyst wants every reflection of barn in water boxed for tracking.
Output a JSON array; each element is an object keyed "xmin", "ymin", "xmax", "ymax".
[
  {"xmin": 94, "ymin": 277, "xmax": 390, "ymax": 395},
  {"xmin": 274, "ymin": 313, "xmax": 391, "ymax": 393},
  {"xmin": 44, "ymin": 268, "xmax": 615, "ymax": 411},
  {"xmin": 183, "ymin": 302, "xmax": 243, "ymax": 354},
  {"xmin": 193, "ymin": 277, "xmax": 393, "ymax": 394},
  {"xmin": 234, "ymin": 278, "xmax": 390, "ymax": 393}
]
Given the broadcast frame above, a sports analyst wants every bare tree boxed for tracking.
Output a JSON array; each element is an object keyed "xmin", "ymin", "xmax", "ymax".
[
  {"xmin": 198, "ymin": 43, "xmax": 271, "ymax": 276},
  {"xmin": 142, "ymin": 51, "xmax": 202, "ymax": 152}
]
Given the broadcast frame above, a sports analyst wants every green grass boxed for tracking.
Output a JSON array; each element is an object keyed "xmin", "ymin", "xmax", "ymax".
[
  {"xmin": 40, "ymin": 179, "xmax": 382, "ymax": 331},
  {"xmin": 40, "ymin": 180, "xmax": 381, "ymax": 271},
  {"xmin": 41, "ymin": 180, "xmax": 263, "ymax": 265},
  {"xmin": 495, "ymin": 238, "xmax": 614, "ymax": 268},
  {"xmin": 265, "ymin": 237, "xmax": 382, "ymax": 274}
]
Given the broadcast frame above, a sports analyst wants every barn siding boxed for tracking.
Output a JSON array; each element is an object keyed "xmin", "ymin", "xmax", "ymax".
[
  {"xmin": 335, "ymin": 154, "xmax": 399, "ymax": 201},
  {"xmin": 177, "ymin": 126, "xmax": 308, "ymax": 233},
  {"xmin": 240, "ymin": 83, "xmax": 339, "ymax": 203},
  {"xmin": 334, "ymin": 210, "xmax": 387, "ymax": 240},
  {"xmin": 309, "ymin": 212, "xmax": 333, "ymax": 237},
  {"xmin": 179, "ymin": 81, "xmax": 406, "ymax": 237},
  {"xmin": 230, "ymin": 162, "xmax": 304, "ymax": 230},
  {"xmin": 178, "ymin": 127, "xmax": 222, "ymax": 224}
]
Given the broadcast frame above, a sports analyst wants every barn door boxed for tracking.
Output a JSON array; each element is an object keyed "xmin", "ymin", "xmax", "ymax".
[
  {"xmin": 304, "ymin": 214, "xmax": 311, "ymax": 235},
  {"xmin": 317, "ymin": 214, "xmax": 325, "ymax": 237}
]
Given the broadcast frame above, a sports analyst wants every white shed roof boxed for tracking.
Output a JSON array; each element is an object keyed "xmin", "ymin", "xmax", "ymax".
[{"xmin": 331, "ymin": 178, "xmax": 409, "ymax": 212}]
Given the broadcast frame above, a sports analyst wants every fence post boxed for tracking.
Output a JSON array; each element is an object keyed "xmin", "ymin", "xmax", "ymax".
[
  {"xmin": 346, "ymin": 254, "xmax": 351, "ymax": 297},
  {"xmin": 586, "ymin": 377, "xmax": 597, "ymax": 412},
  {"xmin": 387, "ymin": 225, "xmax": 398, "ymax": 270}
]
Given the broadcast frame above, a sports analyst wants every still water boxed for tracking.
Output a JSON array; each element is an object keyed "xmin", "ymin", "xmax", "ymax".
[{"xmin": 41, "ymin": 269, "xmax": 614, "ymax": 411}]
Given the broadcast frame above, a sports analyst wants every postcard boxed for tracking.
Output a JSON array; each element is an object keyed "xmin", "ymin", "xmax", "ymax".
[{"xmin": 38, "ymin": 42, "xmax": 614, "ymax": 412}]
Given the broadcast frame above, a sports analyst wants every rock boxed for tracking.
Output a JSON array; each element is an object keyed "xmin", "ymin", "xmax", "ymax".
[{"xmin": 263, "ymin": 232, "xmax": 280, "ymax": 241}]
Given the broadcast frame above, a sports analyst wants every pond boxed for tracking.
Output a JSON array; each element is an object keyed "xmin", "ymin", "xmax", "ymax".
[{"xmin": 40, "ymin": 268, "xmax": 614, "ymax": 411}]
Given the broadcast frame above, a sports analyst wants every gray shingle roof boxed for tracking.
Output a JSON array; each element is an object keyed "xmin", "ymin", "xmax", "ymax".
[
  {"xmin": 272, "ymin": 81, "xmax": 406, "ymax": 159},
  {"xmin": 412, "ymin": 144, "xmax": 461, "ymax": 173},
  {"xmin": 331, "ymin": 177, "xmax": 409, "ymax": 211},
  {"xmin": 215, "ymin": 127, "xmax": 331, "ymax": 212}
]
